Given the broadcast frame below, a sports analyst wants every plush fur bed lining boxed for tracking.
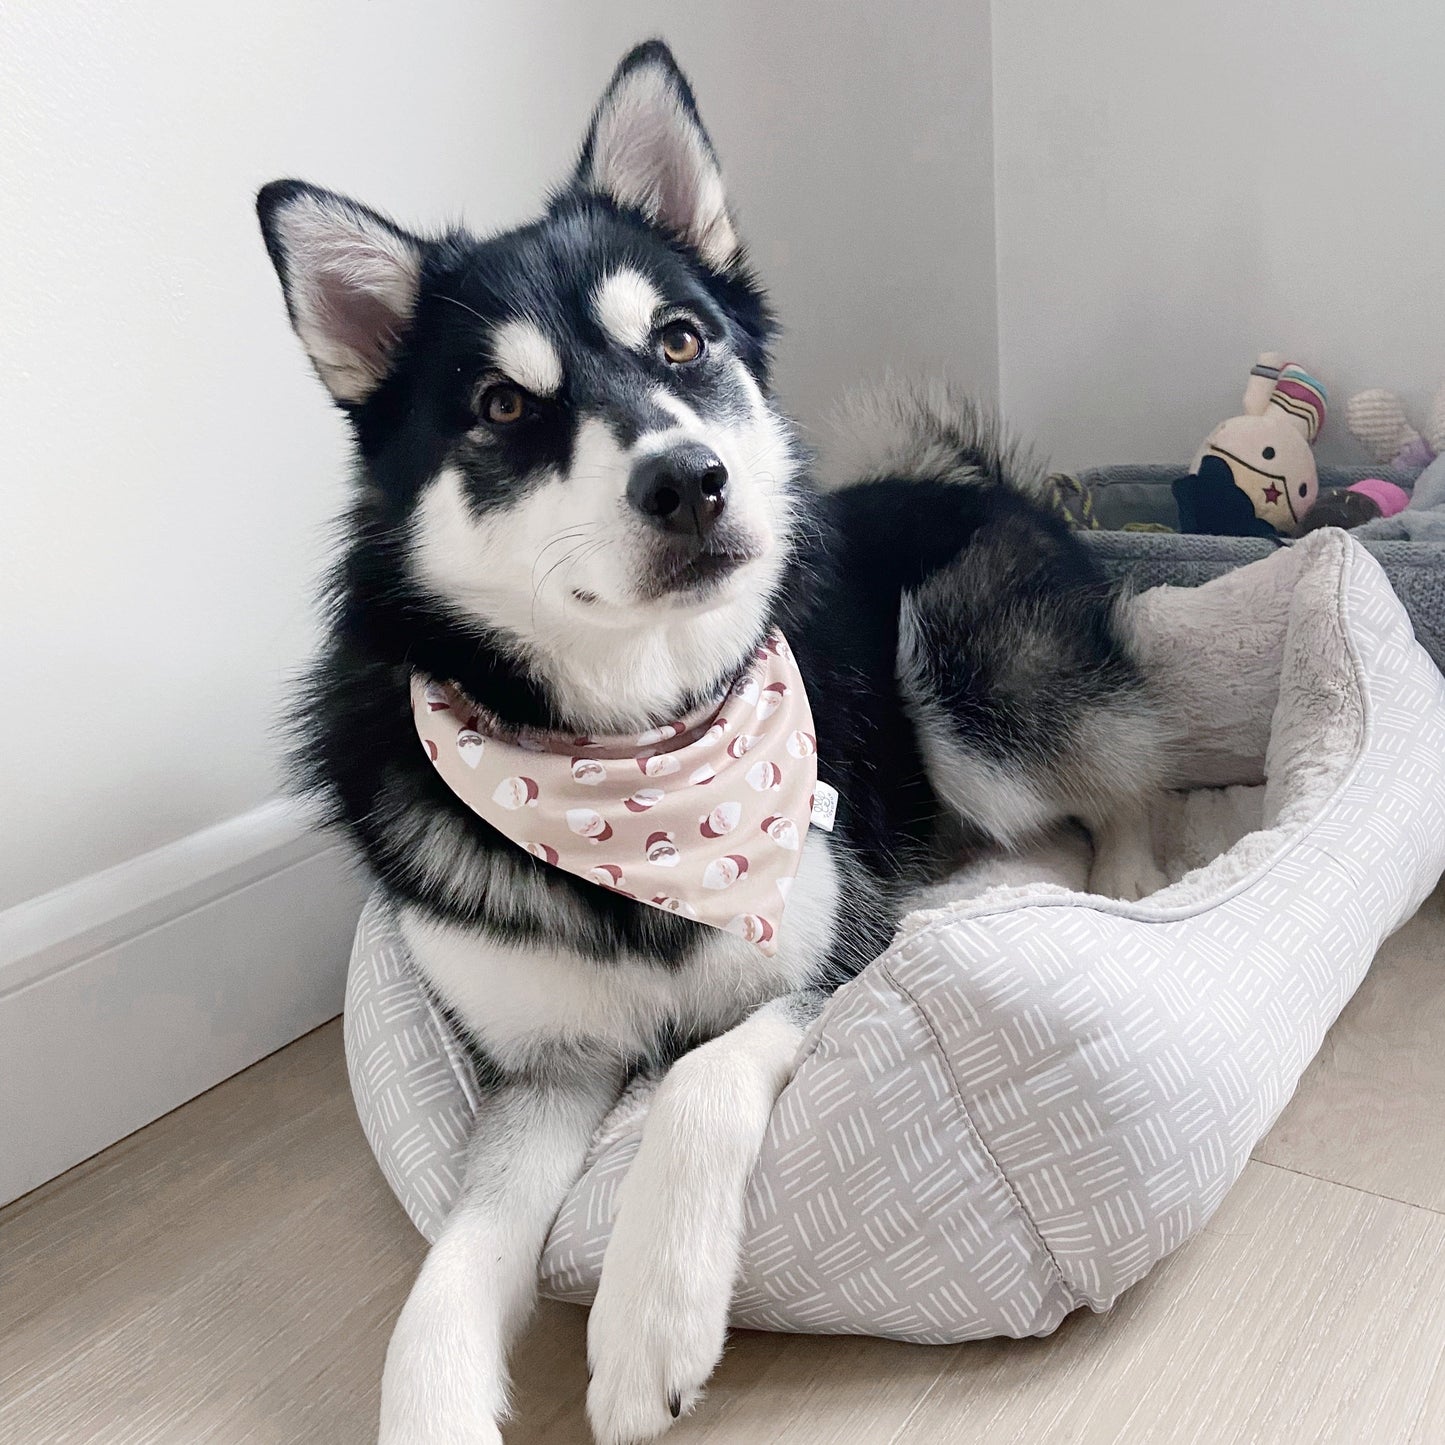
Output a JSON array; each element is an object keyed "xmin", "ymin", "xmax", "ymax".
[{"xmin": 896, "ymin": 529, "xmax": 1366, "ymax": 934}]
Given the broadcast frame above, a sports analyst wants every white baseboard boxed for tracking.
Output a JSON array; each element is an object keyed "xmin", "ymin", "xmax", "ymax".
[{"xmin": 0, "ymin": 801, "xmax": 373, "ymax": 1207}]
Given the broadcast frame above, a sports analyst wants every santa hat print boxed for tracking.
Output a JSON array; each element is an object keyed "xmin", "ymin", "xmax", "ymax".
[
  {"xmin": 492, "ymin": 775, "xmax": 539, "ymax": 808},
  {"xmin": 565, "ymin": 808, "xmax": 613, "ymax": 842},
  {"xmin": 786, "ymin": 729, "xmax": 817, "ymax": 758},
  {"xmin": 725, "ymin": 913, "xmax": 774, "ymax": 945},
  {"xmin": 756, "ymin": 682, "xmax": 788, "ymax": 720},
  {"xmin": 636, "ymin": 720, "xmax": 686, "ymax": 747},
  {"xmin": 571, "ymin": 757, "xmax": 608, "ymax": 785},
  {"xmin": 700, "ymin": 801, "xmax": 742, "ymax": 838},
  {"xmin": 747, "ymin": 760, "xmax": 783, "ymax": 792},
  {"xmin": 702, "ymin": 854, "xmax": 750, "ymax": 889},
  {"xmin": 650, "ymin": 894, "xmax": 699, "ymax": 919},
  {"xmin": 409, "ymin": 626, "xmax": 816, "ymax": 956},
  {"xmin": 762, "ymin": 814, "xmax": 800, "ymax": 850}
]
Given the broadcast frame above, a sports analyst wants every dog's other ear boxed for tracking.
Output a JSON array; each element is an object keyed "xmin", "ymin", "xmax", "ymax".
[
  {"xmin": 256, "ymin": 180, "xmax": 425, "ymax": 405},
  {"xmin": 573, "ymin": 40, "xmax": 740, "ymax": 271}
]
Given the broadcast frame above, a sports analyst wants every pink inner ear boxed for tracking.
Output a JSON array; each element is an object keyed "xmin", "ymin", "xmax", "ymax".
[{"xmin": 316, "ymin": 272, "xmax": 402, "ymax": 381}]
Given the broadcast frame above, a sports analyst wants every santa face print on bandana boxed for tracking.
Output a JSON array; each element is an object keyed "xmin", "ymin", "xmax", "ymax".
[{"xmin": 412, "ymin": 633, "xmax": 820, "ymax": 954}]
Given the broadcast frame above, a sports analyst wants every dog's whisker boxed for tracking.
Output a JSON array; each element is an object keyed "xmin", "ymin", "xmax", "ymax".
[
  {"xmin": 529, "ymin": 526, "xmax": 598, "ymax": 588},
  {"xmin": 528, "ymin": 533, "xmax": 618, "ymax": 632}
]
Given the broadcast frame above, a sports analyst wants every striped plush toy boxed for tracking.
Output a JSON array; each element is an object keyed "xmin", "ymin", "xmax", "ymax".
[{"xmin": 1174, "ymin": 352, "xmax": 1327, "ymax": 537}]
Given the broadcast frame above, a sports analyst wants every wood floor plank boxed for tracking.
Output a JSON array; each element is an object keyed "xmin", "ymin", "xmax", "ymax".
[
  {"xmin": 504, "ymin": 1305, "xmax": 955, "ymax": 1445},
  {"xmin": 0, "ymin": 1022, "xmax": 424, "ymax": 1445},
  {"xmin": 1256, "ymin": 877, "xmax": 1445, "ymax": 1212},
  {"xmin": 1411, "ymin": 1340, "xmax": 1445, "ymax": 1445},
  {"xmin": 670, "ymin": 1331, "xmax": 951, "ymax": 1445},
  {"xmin": 890, "ymin": 1161, "xmax": 1445, "ymax": 1445}
]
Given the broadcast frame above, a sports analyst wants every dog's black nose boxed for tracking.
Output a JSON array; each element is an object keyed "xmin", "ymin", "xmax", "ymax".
[{"xmin": 627, "ymin": 444, "xmax": 728, "ymax": 539}]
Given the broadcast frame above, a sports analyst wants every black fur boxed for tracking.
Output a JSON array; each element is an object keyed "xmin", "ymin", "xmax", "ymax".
[
  {"xmin": 260, "ymin": 39, "xmax": 1161, "ymax": 1037},
  {"xmin": 291, "ymin": 470, "xmax": 1149, "ymax": 986}
]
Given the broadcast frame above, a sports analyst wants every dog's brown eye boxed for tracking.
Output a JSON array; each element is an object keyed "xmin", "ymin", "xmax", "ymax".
[
  {"xmin": 660, "ymin": 323, "xmax": 704, "ymax": 365},
  {"xmin": 481, "ymin": 385, "xmax": 527, "ymax": 425}
]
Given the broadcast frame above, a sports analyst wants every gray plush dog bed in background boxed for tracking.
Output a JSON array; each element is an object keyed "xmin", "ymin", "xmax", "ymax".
[{"xmin": 1076, "ymin": 465, "xmax": 1445, "ymax": 671}]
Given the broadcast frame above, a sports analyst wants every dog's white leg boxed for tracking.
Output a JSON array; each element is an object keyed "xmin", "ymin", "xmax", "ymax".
[
  {"xmin": 585, "ymin": 993, "xmax": 815, "ymax": 1445},
  {"xmin": 1086, "ymin": 805, "xmax": 1168, "ymax": 901},
  {"xmin": 380, "ymin": 1067, "xmax": 618, "ymax": 1445}
]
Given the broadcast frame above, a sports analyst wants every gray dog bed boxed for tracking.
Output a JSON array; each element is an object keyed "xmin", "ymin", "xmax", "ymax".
[
  {"xmin": 346, "ymin": 532, "xmax": 1445, "ymax": 1343},
  {"xmin": 1076, "ymin": 464, "xmax": 1445, "ymax": 671}
]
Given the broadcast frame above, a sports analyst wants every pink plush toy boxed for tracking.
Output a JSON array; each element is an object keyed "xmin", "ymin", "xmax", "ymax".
[
  {"xmin": 1349, "ymin": 477, "xmax": 1411, "ymax": 517},
  {"xmin": 1301, "ymin": 476, "xmax": 1412, "ymax": 534}
]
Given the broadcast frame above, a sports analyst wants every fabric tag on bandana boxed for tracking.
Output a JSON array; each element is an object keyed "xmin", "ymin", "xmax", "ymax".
[
  {"xmin": 412, "ymin": 631, "xmax": 818, "ymax": 954},
  {"xmin": 810, "ymin": 780, "xmax": 839, "ymax": 832}
]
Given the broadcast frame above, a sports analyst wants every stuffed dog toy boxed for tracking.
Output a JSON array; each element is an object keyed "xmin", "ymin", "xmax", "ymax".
[{"xmin": 1173, "ymin": 353, "xmax": 1327, "ymax": 537}]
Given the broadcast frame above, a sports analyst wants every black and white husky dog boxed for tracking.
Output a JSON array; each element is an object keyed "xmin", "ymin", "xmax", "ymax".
[{"xmin": 258, "ymin": 40, "xmax": 1167, "ymax": 1445}]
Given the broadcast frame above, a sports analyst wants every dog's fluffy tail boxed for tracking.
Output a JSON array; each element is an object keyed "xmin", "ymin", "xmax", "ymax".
[{"xmin": 816, "ymin": 378, "xmax": 1046, "ymax": 495}]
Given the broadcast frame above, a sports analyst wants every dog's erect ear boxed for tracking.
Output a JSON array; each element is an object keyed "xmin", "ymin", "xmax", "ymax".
[
  {"xmin": 257, "ymin": 180, "xmax": 425, "ymax": 405},
  {"xmin": 573, "ymin": 40, "xmax": 740, "ymax": 271}
]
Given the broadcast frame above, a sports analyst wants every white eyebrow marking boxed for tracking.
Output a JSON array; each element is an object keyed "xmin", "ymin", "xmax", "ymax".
[
  {"xmin": 593, "ymin": 268, "xmax": 664, "ymax": 351},
  {"xmin": 491, "ymin": 318, "xmax": 563, "ymax": 395}
]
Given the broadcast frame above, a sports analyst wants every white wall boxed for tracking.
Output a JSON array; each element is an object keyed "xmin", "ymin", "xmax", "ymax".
[
  {"xmin": 0, "ymin": 5, "xmax": 582, "ymax": 909},
  {"xmin": 0, "ymin": 2, "xmax": 997, "ymax": 911},
  {"xmin": 992, "ymin": 0, "xmax": 1445, "ymax": 472},
  {"xmin": 582, "ymin": 4, "xmax": 1000, "ymax": 432}
]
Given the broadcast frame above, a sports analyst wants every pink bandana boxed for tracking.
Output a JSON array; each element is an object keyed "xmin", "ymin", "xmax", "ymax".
[{"xmin": 411, "ymin": 633, "xmax": 819, "ymax": 954}]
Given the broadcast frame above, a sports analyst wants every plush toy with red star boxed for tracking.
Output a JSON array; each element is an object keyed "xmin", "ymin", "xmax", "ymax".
[{"xmin": 1173, "ymin": 353, "xmax": 1327, "ymax": 538}]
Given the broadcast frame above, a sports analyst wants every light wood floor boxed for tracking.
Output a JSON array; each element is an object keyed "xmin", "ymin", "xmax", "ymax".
[{"xmin": 4, "ymin": 880, "xmax": 1444, "ymax": 1445}]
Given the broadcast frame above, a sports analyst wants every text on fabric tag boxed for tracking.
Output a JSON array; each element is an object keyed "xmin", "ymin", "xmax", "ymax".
[{"xmin": 811, "ymin": 780, "xmax": 838, "ymax": 832}]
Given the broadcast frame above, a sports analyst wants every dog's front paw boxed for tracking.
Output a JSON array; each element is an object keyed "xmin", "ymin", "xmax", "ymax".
[
  {"xmin": 379, "ymin": 1372, "xmax": 503, "ymax": 1445},
  {"xmin": 585, "ymin": 1236, "xmax": 729, "ymax": 1445},
  {"xmin": 585, "ymin": 1005, "xmax": 795, "ymax": 1443},
  {"xmin": 379, "ymin": 1412, "xmax": 502, "ymax": 1445},
  {"xmin": 584, "ymin": 1138, "xmax": 735, "ymax": 1443},
  {"xmin": 379, "ymin": 1270, "xmax": 506, "ymax": 1445}
]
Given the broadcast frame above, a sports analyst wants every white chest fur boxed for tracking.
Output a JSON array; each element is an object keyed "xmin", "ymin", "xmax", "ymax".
[{"xmin": 399, "ymin": 831, "xmax": 841, "ymax": 1073}]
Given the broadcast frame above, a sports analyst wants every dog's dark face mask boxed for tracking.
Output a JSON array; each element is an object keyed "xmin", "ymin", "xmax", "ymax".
[{"xmin": 257, "ymin": 42, "xmax": 805, "ymax": 729}]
